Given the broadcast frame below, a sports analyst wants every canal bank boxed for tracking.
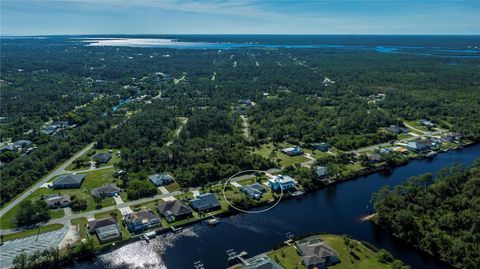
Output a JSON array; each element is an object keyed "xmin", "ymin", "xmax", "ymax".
[{"xmin": 74, "ymin": 143, "xmax": 479, "ymax": 269}]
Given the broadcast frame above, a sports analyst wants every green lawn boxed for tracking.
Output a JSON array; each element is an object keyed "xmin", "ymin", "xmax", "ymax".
[
  {"xmin": 164, "ymin": 181, "xmax": 181, "ymax": 192},
  {"xmin": 65, "ymin": 148, "xmax": 120, "ymax": 171},
  {"xmin": 1, "ymin": 168, "xmax": 119, "ymax": 229},
  {"xmin": 2, "ymin": 224, "xmax": 64, "ymax": 242},
  {"xmin": 397, "ymin": 133, "xmax": 414, "ymax": 140},
  {"xmin": 253, "ymin": 143, "xmax": 308, "ymax": 167},
  {"xmin": 268, "ymin": 234, "xmax": 399, "ymax": 269},
  {"xmin": 404, "ymin": 120, "xmax": 431, "ymax": 133}
]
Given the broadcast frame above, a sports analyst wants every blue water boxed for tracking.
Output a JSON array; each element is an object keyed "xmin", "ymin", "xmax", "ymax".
[
  {"xmin": 76, "ymin": 144, "xmax": 480, "ymax": 269},
  {"xmin": 80, "ymin": 37, "xmax": 480, "ymax": 58}
]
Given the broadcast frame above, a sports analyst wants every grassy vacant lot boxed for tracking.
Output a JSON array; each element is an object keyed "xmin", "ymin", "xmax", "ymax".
[
  {"xmin": 253, "ymin": 143, "xmax": 308, "ymax": 167},
  {"xmin": 2, "ymin": 224, "xmax": 64, "ymax": 242},
  {"xmin": 404, "ymin": 120, "xmax": 431, "ymax": 133},
  {"xmin": 1, "ymin": 168, "xmax": 119, "ymax": 229},
  {"xmin": 164, "ymin": 181, "xmax": 181, "ymax": 192},
  {"xmin": 267, "ymin": 234, "xmax": 394, "ymax": 269}
]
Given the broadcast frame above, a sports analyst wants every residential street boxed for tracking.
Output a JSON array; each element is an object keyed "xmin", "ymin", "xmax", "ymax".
[{"xmin": 0, "ymin": 142, "xmax": 96, "ymax": 219}]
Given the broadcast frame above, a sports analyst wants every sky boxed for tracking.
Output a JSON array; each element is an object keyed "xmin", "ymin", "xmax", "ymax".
[{"xmin": 1, "ymin": 0, "xmax": 479, "ymax": 35}]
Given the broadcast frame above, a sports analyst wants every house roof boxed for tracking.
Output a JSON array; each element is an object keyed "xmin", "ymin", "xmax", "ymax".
[
  {"xmin": 269, "ymin": 175, "xmax": 297, "ymax": 185},
  {"xmin": 44, "ymin": 194, "xmax": 70, "ymax": 207},
  {"xmin": 88, "ymin": 217, "xmax": 117, "ymax": 233},
  {"xmin": 125, "ymin": 209, "xmax": 159, "ymax": 224},
  {"xmin": 13, "ymin": 140, "xmax": 33, "ymax": 148},
  {"xmin": 92, "ymin": 184, "xmax": 121, "ymax": 197},
  {"xmin": 157, "ymin": 200, "xmax": 193, "ymax": 217},
  {"xmin": 92, "ymin": 153, "xmax": 112, "ymax": 163},
  {"xmin": 149, "ymin": 173, "xmax": 174, "ymax": 186},
  {"xmin": 367, "ymin": 154, "xmax": 382, "ymax": 161},
  {"xmin": 96, "ymin": 223, "xmax": 121, "ymax": 242},
  {"xmin": 240, "ymin": 183, "xmax": 266, "ymax": 199},
  {"xmin": 53, "ymin": 173, "xmax": 85, "ymax": 186},
  {"xmin": 315, "ymin": 166, "xmax": 328, "ymax": 177},
  {"xmin": 190, "ymin": 193, "xmax": 220, "ymax": 211},
  {"xmin": 296, "ymin": 236, "xmax": 337, "ymax": 260}
]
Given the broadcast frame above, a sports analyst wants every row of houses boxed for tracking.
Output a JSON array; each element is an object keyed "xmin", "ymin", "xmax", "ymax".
[
  {"xmin": 86, "ymin": 191, "xmax": 224, "ymax": 243},
  {"xmin": 281, "ymin": 143, "xmax": 331, "ymax": 157}
]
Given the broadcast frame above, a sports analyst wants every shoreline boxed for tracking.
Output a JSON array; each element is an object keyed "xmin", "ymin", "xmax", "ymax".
[{"xmin": 87, "ymin": 141, "xmax": 476, "ymax": 258}]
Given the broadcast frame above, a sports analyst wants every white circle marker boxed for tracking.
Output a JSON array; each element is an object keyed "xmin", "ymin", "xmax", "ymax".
[{"xmin": 222, "ymin": 169, "xmax": 283, "ymax": 214}]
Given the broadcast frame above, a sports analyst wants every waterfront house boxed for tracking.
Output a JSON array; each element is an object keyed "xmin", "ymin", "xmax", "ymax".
[
  {"xmin": 281, "ymin": 147, "xmax": 302, "ymax": 156},
  {"xmin": 149, "ymin": 173, "xmax": 174, "ymax": 187},
  {"xmin": 88, "ymin": 217, "xmax": 122, "ymax": 243},
  {"xmin": 44, "ymin": 194, "xmax": 71, "ymax": 208},
  {"xmin": 367, "ymin": 153, "xmax": 382, "ymax": 163},
  {"xmin": 156, "ymin": 200, "xmax": 193, "ymax": 222},
  {"xmin": 124, "ymin": 209, "xmax": 161, "ymax": 233},
  {"xmin": 92, "ymin": 184, "xmax": 121, "ymax": 198},
  {"xmin": 314, "ymin": 166, "xmax": 328, "ymax": 179},
  {"xmin": 406, "ymin": 141, "xmax": 430, "ymax": 152},
  {"xmin": 51, "ymin": 173, "xmax": 85, "ymax": 189},
  {"xmin": 419, "ymin": 119, "xmax": 435, "ymax": 127},
  {"xmin": 295, "ymin": 236, "xmax": 340, "ymax": 269},
  {"xmin": 189, "ymin": 193, "xmax": 221, "ymax": 212},
  {"xmin": 311, "ymin": 143, "xmax": 330, "ymax": 152},
  {"xmin": 268, "ymin": 175, "xmax": 297, "ymax": 191},
  {"xmin": 92, "ymin": 152, "xmax": 112, "ymax": 164},
  {"xmin": 240, "ymin": 183, "xmax": 267, "ymax": 200},
  {"xmin": 243, "ymin": 254, "xmax": 284, "ymax": 269}
]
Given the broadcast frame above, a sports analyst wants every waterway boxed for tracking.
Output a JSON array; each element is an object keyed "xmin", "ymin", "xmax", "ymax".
[
  {"xmin": 80, "ymin": 37, "xmax": 480, "ymax": 58},
  {"xmin": 76, "ymin": 144, "xmax": 480, "ymax": 269}
]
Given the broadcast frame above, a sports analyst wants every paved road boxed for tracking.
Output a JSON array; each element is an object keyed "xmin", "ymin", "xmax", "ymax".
[
  {"xmin": 403, "ymin": 122, "xmax": 446, "ymax": 137},
  {"xmin": 0, "ymin": 142, "xmax": 96, "ymax": 219},
  {"xmin": 0, "ymin": 191, "xmax": 182, "ymax": 235}
]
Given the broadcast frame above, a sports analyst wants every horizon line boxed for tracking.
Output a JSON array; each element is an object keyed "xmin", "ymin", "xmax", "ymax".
[{"xmin": 2, "ymin": 33, "xmax": 480, "ymax": 37}]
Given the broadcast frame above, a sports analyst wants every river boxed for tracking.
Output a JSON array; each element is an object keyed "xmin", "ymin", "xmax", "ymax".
[{"xmin": 75, "ymin": 144, "xmax": 480, "ymax": 269}]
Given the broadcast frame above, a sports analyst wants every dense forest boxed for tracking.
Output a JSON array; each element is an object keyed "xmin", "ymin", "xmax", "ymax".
[
  {"xmin": 371, "ymin": 160, "xmax": 480, "ymax": 269},
  {"xmin": 1, "ymin": 36, "xmax": 479, "ymax": 205}
]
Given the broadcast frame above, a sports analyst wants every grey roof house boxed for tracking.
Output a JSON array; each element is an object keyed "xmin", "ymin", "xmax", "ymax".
[
  {"xmin": 296, "ymin": 236, "xmax": 340, "ymax": 269},
  {"xmin": 13, "ymin": 140, "xmax": 33, "ymax": 149},
  {"xmin": 407, "ymin": 141, "xmax": 430, "ymax": 152},
  {"xmin": 311, "ymin": 143, "xmax": 330, "ymax": 152},
  {"xmin": 92, "ymin": 184, "xmax": 121, "ymax": 198},
  {"xmin": 124, "ymin": 209, "xmax": 161, "ymax": 233},
  {"xmin": 315, "ymin": 166, "xmax": 328, "ymax": 179},
  {"xmin": 149, "ymin": 173, "xmax": 174, "ymax": 187},
  {"xmin": 92, "ymin": 153, "xmax": 112, "ymax": 164},
  {"xmin": 367, "ymin": 153, "xmax": 382, "ymax": 163},
  {"xmin": 51, "ymin": 173, "xmax": 85, "ymax": 189},
  {"xmin": 189, "ymin": 193, "xmax": 221, "ymax": 212},
  {"xmin": 240, "ymin": 183, "xmax": 266, "ymax": 200},
  {"xmin": 44, "ymin": 194, "xmax": 71, "ymax": 208},
  {"xmin": 157, "ymin": 200, "xmax": 193, "ymax": 222},
  {"xmin": 88, "ymin": 217, "xmax": 122, "ymax": 243}
]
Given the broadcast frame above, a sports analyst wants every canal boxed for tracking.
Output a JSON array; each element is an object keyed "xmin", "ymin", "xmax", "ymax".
[{"xmin": 78, "ymin": 144, "xmax": 480, "ymax": 269}]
